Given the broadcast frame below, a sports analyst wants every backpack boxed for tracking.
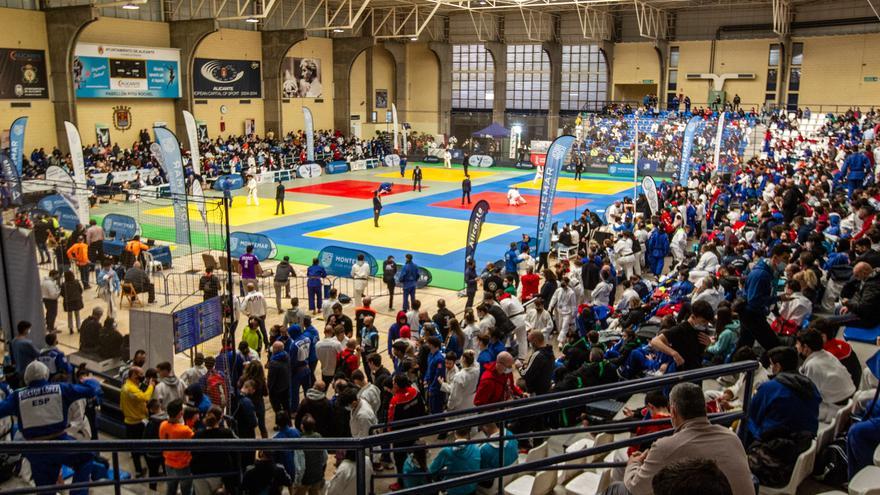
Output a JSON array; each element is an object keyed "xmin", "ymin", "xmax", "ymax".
[
  {"xmin": 812, "ymin": 437, "xmax": 849, "ymax": 488},
  {"xmin": 293, "ymin": 337, "xmax": 310, "ymax": 365},
  {"xmin": 205, "ymin": 371, "xmax": 228, "ymax": 407}
]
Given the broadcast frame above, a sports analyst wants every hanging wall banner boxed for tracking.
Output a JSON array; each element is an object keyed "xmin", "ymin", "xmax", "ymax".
[
  {"xmin": 536, "ymin": 135, "xmax": 576, "ymax": 254},
  {"xmin": 642, "ymin": 176, "xmax": 659, "ymax": 215},
  {"xmin": 464, "ymin": 200, "xmax": 490, "ymax": 277},
  {"xmin": 392, "ymin": 103, "xmax": 399, "ymax": 152},
  {"xmin": 303, "ymin": 106, "xmax": 315, "ymax": 162},
  {"xmin": 9, "ymin": 117, "xmax": 26, "ymax": 175},
  {"xmin": 679, "ymin": 115, "xmax": 702, "ymax": 184},
  {"xmin": 0, "ymin": 48, "xmax": 49, "ymax": 99},
  {"xmin": 73, "ymin": 43, "xmax": 181, "ymax": 99},
  {"xmin": 63, "ymin": 121, "xmax": 90, "ymax": 224},
  {"xmin": 193, "ymin": 58, "xmax": 261, "ymax": 98},
  {"xmin": 0, "ymin": 151, "xmax": 22, "ymax": 206},
  {"xmin": 152, "ymin": 126, "xmax": 191, "ymax": 245},
  {"xmin": 182, "ymin": 110, "xmax": 201, "ymax": 174}
]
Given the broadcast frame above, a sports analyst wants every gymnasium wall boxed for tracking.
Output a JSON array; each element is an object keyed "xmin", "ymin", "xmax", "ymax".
[
  {"xmin": 797, "ymin": 34, "xmax": 880, "ymax": 108},
  {"xmin": 193, "ymin": 29, "xmax": 264, "ymax": 138},
  {"xmin": 350, "ymin": 46, "xmax": 397, "ymax": 139},
  {"xmin": 610, "ymin": 42, "xmax": 661, "ymax": 101},
  {"xmin": 281, "ymin": 37, "xmax": 334, "ymax": 135},
  {"xmin": 405, "ymin": 43, "xmax": 440, "ymax": 136},
  {"xmin": 75, "ymin": 17, "xmax": 176, "ymax": 147},
  {"xmin": 0, "ymin": 7, "xmax": 55, "ymax": 151},
  {"xmin": 670, "ymin": 39, "xmax": 773, "ymax": 108}
]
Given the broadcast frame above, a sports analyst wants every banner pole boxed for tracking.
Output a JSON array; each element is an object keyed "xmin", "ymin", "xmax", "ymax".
[{"xmin": 633, "ymin": 112, "xmax": 640, "ymax": 200}]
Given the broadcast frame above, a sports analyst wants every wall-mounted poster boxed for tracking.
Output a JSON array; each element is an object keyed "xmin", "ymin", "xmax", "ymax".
[
  {"xmin": 73, "ymin": 43, "xmax": 181, "ymax": 99},
  {"xmin": 375, "ymin": 89, "xmax": 388, "ymax": 109},
  {"xmin": 0, "ymin": 48, "xmax": 49, "ymax": 99},
  {"xmin": 281, "ymin": 57, "xmax": 322, "ymax": 98},
  {"xmin": 193, "ymin": 58, "xmax": 262, "ymax": 98},
  {"xmin": 95, "ymin": 125, "xmax": 110, "ymax": 147}
]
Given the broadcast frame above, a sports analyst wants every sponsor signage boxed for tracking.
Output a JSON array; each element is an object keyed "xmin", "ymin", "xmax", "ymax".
[
  {"xmin": 229, "ymin": 231, "xmax": 277, "ymax": 260},
  {"xmin": 102, "ymin": 213, "xmax": 140, "ymax": 241},
  {"xmin": 0, "ymin": 48, "xmax": 49, "ymax": 99},
  {"xmin": 297, "ymin": 163, "xmax": 322, "ymax": 178},
  {"xmin": 193, "ymin": 58, "xmax": 262, "ymax": 98},
  {"xmin": 383, "ymin": 154, "xmax": 401, "ymax": 167},
  {"xmin": 317, "ymin": 245, "xmax": 378, "ymax": 278},
  {"xmin": 74, "ymin": 43, "xmax": 181, "ymax": 99},
  {"xmin": 608, "ymin": 162, "xmax": 636, "ymax": 178},
  {"xmin": 468, "ymin": 155, "xmax": 494, "ymax": 168},
  {"xmin": 212, "ymin": 174, "xmax": 244, "ymax": 191}
]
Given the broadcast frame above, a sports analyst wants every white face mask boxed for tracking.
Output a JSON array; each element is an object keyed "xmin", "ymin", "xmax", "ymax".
[{"xmin": 501, "ymin": 367, "xmax": 513, "ymax": 375}]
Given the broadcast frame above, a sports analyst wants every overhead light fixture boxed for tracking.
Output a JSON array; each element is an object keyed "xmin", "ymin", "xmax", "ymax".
[
  {"xmin": 121, "ymin": 2, "xmax": 140, "ymax": 9},
  {"xmin": 333, "ymin": 28, "xmax": 344, "ymax": 33},
  {"xmin": 410, "ymin": 37, "xmax": 418, "ymax": 41},
  {"xmin": 479, "ymin": 0, "xmax": 486, "ymax": 4},
  {"xmin": 245, "ymin": 17, "xmax": 260, "ymax": 23}
]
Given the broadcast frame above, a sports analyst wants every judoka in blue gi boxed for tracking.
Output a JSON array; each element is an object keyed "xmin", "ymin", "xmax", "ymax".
[{"xmin": 646, "ymin": 223, "xmax": 670, "ymax": 276}]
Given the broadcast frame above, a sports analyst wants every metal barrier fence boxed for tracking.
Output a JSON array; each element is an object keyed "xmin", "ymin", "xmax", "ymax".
[{"xmin": 0, "ymin": 361, "xmax": 759, "ymax": 495}]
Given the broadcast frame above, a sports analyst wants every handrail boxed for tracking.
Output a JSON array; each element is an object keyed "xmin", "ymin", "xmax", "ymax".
[{"xmin": 0, "ymin": 362, "xmax": 758, "ymax": 495}]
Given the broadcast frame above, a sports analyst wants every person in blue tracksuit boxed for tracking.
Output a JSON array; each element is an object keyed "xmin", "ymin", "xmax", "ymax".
[
  {"xmin": 504, "ymin": 242, "xmax": 520, "ymax": 287},
  {"xmin": 847, "ymin": 393, "xmax": 880, "ymax": 479},
  {"xmin": 305, "ymin": 258, "xmax": 327, "ymax": 314},
  {"xmin": 400, "ymin": 254, "xmax": 420, "ymax": 311},
  {"xmin": 38, "ymin": 333, "xmax": 74, "ymax": 381},
  {"xmin": 738, "ymin": 244, "xmax": 789, "ymax": 351},
  {"xmin": 646, "ymin": 223, "xmax": 669, "ymax": 276},
  {"xmin": 0, "ymin": 361, "xmax": 100, "ymax": 495},
  {"xmin": 272, "ymin": 411, "xmax": 302, "ymax": 481},
  {"xmin": 839, "ymin": 147, "xmax": 870, "ymax": 198},
  {"xmin": 288, "ymin": 324, "xmax": 312, "ymax": 412},
  {"xmin": 429, "ymin": 428, "xmax": 481, "ymax": 495},
  {"xmin": 302, "ymin": 316, "xmax": 320, "ymax": 378},
  {"xmin": 399, "ymin": 155, "xmax": 408, "ymax": 177},
  {"xmin": 423, "ymin": 336, "xmax": 446, "ymax": 414}
]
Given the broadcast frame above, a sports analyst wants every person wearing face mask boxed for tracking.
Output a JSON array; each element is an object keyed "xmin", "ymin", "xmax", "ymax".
[
  {"xmin": 474, "ymin": 352, "xmax": 523, "ymax": 406},
  {"xmin": 649, "ymin": 300, "xmax": 715, "ymax": 371},
  {"xmin": 516, "ymin": 331, "xmax": 554, "ymax": 396},
  {"xmin": 350, "ymin": 254, "xmax": 370, "ymax": 306},
  {"xmin": 737, "ymin": 244, "xmax": 790, "ymax": 351},
  {"xmin": 549, "ymin": 276, "xmax": 577, "ymax": 346},
  {"xmin": 121, "ymin": 366, "xmax": 156, "ymax": 477}
]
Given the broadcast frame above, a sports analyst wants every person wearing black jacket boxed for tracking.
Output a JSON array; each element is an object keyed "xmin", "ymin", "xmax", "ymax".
[
  {"xmin": 373, "ymin": 190, "xmax": 383, "ymax": 227},
  {"xmin": 539, "ymin": 270, "xmax": 558, "ymax": 307},
  {"xmin": 517, "ymin": 332, "xmax": 554, "ymax": 396},
  {"xmin": 191, "ymin": 407, "xmax": 238, "ymax": 495},
  {"xmin": 198, "ymin": 267, "xmax": 221, "ymax": 301},
  {"xmin": 581, "ymin": 252, "xmax": 601, "ymax": 292},
  {"xmin": 78, "ymin": 307, "xmax": 103, "ymax": 355},
  {"xmin": 483, "ymin": 294, "xmax": 514, "ymax": 336},
  {"xmin": 275, "ymin": 180, "xmax": 286, "ymax": 215},
  {"xmin": 382, "ymin": 256, "xmax": 397, "ymax": 309},
  {"xmin": 233, "ymin": 380, "xmax": 259, "ymax": 465},
  {"xmin": 142, "ymin": 399, "xmax": 167, "ymax": 491},
  {"xmin": 295, "ymin": 382, "xmax": 333, "ymax": 437},
  {"xmin": 267, "ymin": 342, "xmax": 291, "ymax": 416}
]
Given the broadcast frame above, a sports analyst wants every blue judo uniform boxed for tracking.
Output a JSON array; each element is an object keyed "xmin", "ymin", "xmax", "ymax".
[
  {"xmin": 287, "ymin": 324, "xmax": 313, "ymax": 412},
  {"xmin": 424, "ymin": 348, "xmax": 446, "ymax": 414},
  {"xmin": 646, "ymin": 228, "xmax": 669, "ymax": 276},
  {"xmin": 840, "ymin": 152, "xmax": 870, "ymax": 198},
  {"xmin": 400, "ymin": 260, "xmax": 420, "ymax": 311}
]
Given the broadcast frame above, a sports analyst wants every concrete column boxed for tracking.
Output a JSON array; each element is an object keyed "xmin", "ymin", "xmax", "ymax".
[
  {"xmin": 44, "ymin": 5, "xmax": 98, "ymax": 152},
  {"xmin": 333, "ymin": 37, "xmax": 376, "ymax": 131},
  {"xmin": 365, "ymin": 48, "xmax": 374, "ymax": 122},
  {"xmin": 485, "ymin": 42, "xmax": 507, "ymax": 125},
  {"xmin": 654, "ymin": 40, "xmax": 668, "ymax": 109},
  {"xmin": 383, "ymin": 41, "xmax": 408, "ymax": 120},
  {"xmin": 170, "ymin": 19, "xmax": 218, "ymax": 140},
  {"xmin": 543, "ymin": 41, "xmax": 562, "ymax": 138},
  {"xmin": 428, "ymin": 42, "xmax": 452, "ymax": 137},
  {"xmin": 599, "ymin": 41, "xmax": 615, "ymax": 107},
  {"xmin": 261, "ymin": 29, "xmax": 307, "ymax": 136},
  {"xmin": 778, "ymin": 35, "xmax": 792, "ymax": 110}
]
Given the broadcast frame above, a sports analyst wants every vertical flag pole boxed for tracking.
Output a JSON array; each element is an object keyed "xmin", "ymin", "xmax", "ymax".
[{"xmin": 633, "ymin": 111, "xmax": 640, "ymax": 200}]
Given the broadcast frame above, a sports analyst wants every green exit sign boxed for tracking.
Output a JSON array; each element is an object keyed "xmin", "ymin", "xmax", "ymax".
[
  {"xmin": 642, "ymin": 79, "xmax": 655, "ymax": 84},
  {"xmin": 865, "ymin": 76, "xmax": 879, "ymax": 82}
]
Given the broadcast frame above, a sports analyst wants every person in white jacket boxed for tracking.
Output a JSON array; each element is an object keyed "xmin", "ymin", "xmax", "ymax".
[
  {"xmin": 500, "ymin": 294, "xmax": 528, "ymax": 360},
  {"xmin": 325, "ymin": 451, "xmax": 373, "ymax": 495},
  {"xmin": 441, "ymin": 350, "xmax": 480, "ymax": 412},
  {"xmin": 342, "ymin": 388, "xmax": 377, "ymax": 438},
  {"xmin": 796, "ymin": 329, "xmax": 856, "ymax": 421},
  {"xmin": 691, "ymin": 276, "xmax": 725, "ymax": 311},
  {"xmin": 591, "ymin": 268, "xmax": 613, "ymax": 307},
  {"xmin": 548, "ymin": 277, "xmax": 577, "ymax": 345},
  {"xmin": 670, "ymin": 225, "xmax": 689, "ymax": 268},
  {"xmin": 689, "ymin": 244, "xmax": 720, "ymax": 283},
  {"xmin": 246, "ymin": 175, "xmax": 259, "ymax": 206},
  {"xmin": 776, "ymin": 279, "xmax": 812, "ymax": 328},
  {"xmin": 153, "ymin": 361, "xmax": 186, "ymax": 410},
  {"xmin": 352, "ymin": 370, "xmax": 381, "ymax": 413},
  {"xmin": 525, "ymin": 298, "xmax": 554, "ymax": 342},
  {"xmin": 180, "ymin": 353, "xmax": 207, "ymax": 388},
  {"xmin": 350, "ymin": 255, "xmax": 371, "ymax": 306}
]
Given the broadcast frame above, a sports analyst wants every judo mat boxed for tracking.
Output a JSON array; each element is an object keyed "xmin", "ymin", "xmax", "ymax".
[
  {"xmin": 429, "ymin": 192, "xmax": 587, "ymax": 217},
  {"xmin": 515, "ymin": 177, "xmax": 635, "ymax": 195},
  {"xmin": 285, "ymin": 179, "xmax": 424, "ymax": 199},
  {"xmin": 143, "ymin": 198, "xmax": 330, "ymax": 227},
  {"xmin": 843, "ymin": 325, "xmax": 880, "ymax": 344},
  {"xmin": 376, "ymin": 168, "xmax": 495, "ymax": 182},
  {"xmin": 304, "ymin": 212, "xmax": 518, "ymax": 256}
]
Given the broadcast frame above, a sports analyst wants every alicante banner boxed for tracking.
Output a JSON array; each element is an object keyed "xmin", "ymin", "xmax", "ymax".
[
  {"xmin": 182, "ymin": 110, "xmax": 201, "ymax": 174},
  {"xmin": 464, "ymin": 200, "xmax": 490, "ymax": 277},
  {"xmin": 0, "ymin": 49, "xmax": 48, "ymax": 99},
  {"xmin": 0, "ymin": 151, "xmax": 21, "ymax": 206},
  {"xmin": 74, "ymin": 43, "xmax": 181, "ymax": 99},
  {"xmin": 536, "ymin": 135, "xmax": 576, "ymax": 254},
  {"xmin": 63, "ymin": 122, "xmax": 90, "ymax": 224},
  {"xmin": 193, "ymin": 58, "xmax": 262, "ymax": 98}
]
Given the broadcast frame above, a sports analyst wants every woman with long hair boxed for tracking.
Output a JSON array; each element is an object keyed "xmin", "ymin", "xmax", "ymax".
[
  {"xmin": 445, "ymin": 319, "xmax": 466, "ymax": 359},
  {"xmin": 61, "ymin": 270, "xmax": 84, "ymax": 334},
  {"xmin": 239, "ymin": 360, "xmax": 269, "ymax": 438}
]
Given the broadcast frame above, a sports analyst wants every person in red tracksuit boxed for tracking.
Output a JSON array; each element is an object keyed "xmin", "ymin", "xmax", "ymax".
[
  {"xmin": 474, "ymin": 352, "xmax": 523, "ymax": 406},
  {"xmin": 386, "ymin": 374, "xmax": 426, "ymax": 491},
  {"xmin": 337, "ymin": 339, "xmax": 360, "ymax": 379}
]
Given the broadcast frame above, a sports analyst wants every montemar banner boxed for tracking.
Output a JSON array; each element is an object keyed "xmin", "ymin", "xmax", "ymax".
[
  {"xmin": 0, "ymin": 48, "xmax": 49, "ymax": 99},
  {"xmin": 536, "ymin": 135, "xmax": 576, "ymax": 254},
  {"xmin": 303, "ymin": 107, "xmax": 315, "ymax": 162},
  {"xmin": 74, "ymin": 43, "xmax": 181, "ymax": 99},
  {"xmin": 9, "ymin": 117, "xmax": 27, "ymax": 175},
  {"xmin": 182, "ymin": 110, "xmax": 201, "ymax": 174},
  {"xmin": 0, "ymin": 151, "xmax": 21, "ymax": 206},
  {"xmin": 152, "ymin": 126, "xmax": 191, "ymax": 245},
  {"xmin": 642, "ymin": 175, "xmax": 659, "ymax": 215},
  {"xmin": 63, "ymin": 122, "xmax": 90, "ymax": 224},
  {"xmin": 679, "ymin": 115, "xmax": 702, "ymax": 184},
  {"xmin": 464, "ymin": 200, "xmax": 490, "ymax": 277},
  {"xmin": 712, "ymin": 112, "xmax": 726, "ymax": 175},
  {"xmin": 193, "ymin": 58, "xmax": 262, "ymax": 98}
]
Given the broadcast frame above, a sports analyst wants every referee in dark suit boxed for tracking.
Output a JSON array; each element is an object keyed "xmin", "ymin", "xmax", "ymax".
[
  {"xmin": 461, "ymin": 175, "xmax": 472, "ymax": 205},
  {"xmin": 275, "ymin": 180, "xmax": 285, "ymax": 215},
  {"xmin": 373, "ymin": 190, "xmax": 383, "ymax": 227}
]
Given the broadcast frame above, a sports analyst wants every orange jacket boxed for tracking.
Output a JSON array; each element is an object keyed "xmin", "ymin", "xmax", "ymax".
[
  {"xmin": 159, "ymin": 420, "xmax": 193, "ymax": 468},
  {"xmin": 66, "ymin": 243, "xmax": 89, "ymax": 266},
  {"xmin": 126, "ymin": 240, "xmax": 149, "ymax": 257}
]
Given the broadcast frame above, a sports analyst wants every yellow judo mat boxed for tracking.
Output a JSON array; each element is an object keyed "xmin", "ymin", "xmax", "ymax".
[
  {"xmin": 515, "ymin": 178, "xmax": 635, "ymax": 195},
  {"xmin": 144, "ymin": 198, "xmax": 331, "ymax": 227},
  {"xmin": 376, "ymin": 168, "xmax": 495, "ymax": 182},
  {"xmin": 305, "ymin": 212, "xmax": 518, "ymax": 255}
]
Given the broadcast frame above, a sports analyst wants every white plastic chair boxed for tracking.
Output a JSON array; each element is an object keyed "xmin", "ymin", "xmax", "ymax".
[
  {"xmin": 874, "ymin": 443, "xmax": 880, "ymax": 467},
  {"xmin": 818, "ymin": 399, "xmax": 850, "ymax": 452},
  {"xmin": 849, "ymin": 465, "xmax": 880, "ymax": 495},
  {"xmin": 557, "ymin": 244, "xmax": 578, "ymax": 262},
  {"xmin": 590, "ymin": 433, "xmax": 614, "ymax": 462},
  {"xmin": 559, "ymin": 436, "xmax": 596, "ymax": 483},
  {"xmin": 504, "ymin": 469, "xmax": 557, "ymax": 495},
  {"xmin": 758, "ymin": 439, "xmax": 818, "ymax": 495},
  {"xmin": 564, "ymin": 468, "xmax": 611, "ymax": 495}
]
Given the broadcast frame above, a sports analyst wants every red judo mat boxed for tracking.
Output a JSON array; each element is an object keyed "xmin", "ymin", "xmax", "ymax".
[
  {"xmin": 430, "ymin": 191, "xmax": 586, "ymax": 216},
  {"xmin": 286, "ymin": 180, "xmax": 425, "ymax": 199}
]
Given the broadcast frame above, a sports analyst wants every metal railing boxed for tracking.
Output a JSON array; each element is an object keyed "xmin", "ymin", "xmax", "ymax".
[{"xmin": 0, "ymin": 361, "xmax": 759, "ymax": 495}]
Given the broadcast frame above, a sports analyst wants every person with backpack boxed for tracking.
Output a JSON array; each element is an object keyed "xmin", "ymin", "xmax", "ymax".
[
  {"xmin": 386, "ymin": 374, "xmax": 426, "ymax": 491},
  {"xmin": 295, "ymin": 414, "xmax": 328, "ymax": 494},
  {"xmin": 200, "ymin": 356, "xmax": 230, "ymax": 409},
  {"xmin": 359, "ymin": 316, "xmax": 380, "ymax": 381},
  {"xmin": 337, "ymin": 339, "xmax": 360, "ymax": 379},
  {"xmin": 288, "ymin": 324, "xmax": 312, "ymax": 412}
]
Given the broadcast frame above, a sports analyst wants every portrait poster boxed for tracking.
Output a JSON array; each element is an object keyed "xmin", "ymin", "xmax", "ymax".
[
  {"xmin": 281, "ymin": 57, "xmax": 323, "ymax": 98},
  {"xmin": 375, "ymin": 89, "xmax": 388, "ymax": 109}
]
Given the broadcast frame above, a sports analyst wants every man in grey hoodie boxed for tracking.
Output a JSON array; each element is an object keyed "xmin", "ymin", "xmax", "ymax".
[
  {"xmin": 274, "ymin": 256, "xmax": 297, "ymax": 313},
  {"xmin": 153, "ymin": 361, "xmax": 186, "ymax": 410}
]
